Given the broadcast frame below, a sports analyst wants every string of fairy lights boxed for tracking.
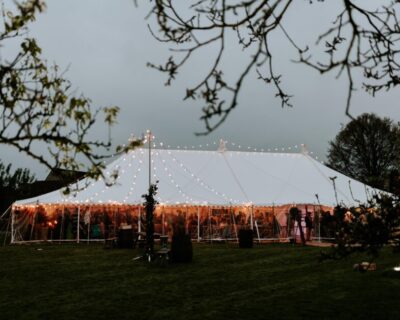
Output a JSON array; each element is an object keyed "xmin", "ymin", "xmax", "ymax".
[
  {"xmin": 121, "ymin": 151, "xmax": 145, "ymax": 204},
  {"xmin": 161, "ymin": 149, "xmax": 239, "ymax": 205},
  {"xmin": 85, "ymin": 148, "xmax": 145, "ymax": 204},
  {"xmin": 152, "ymin": 138, "xmax": 323, "ymax": 163},
  {"xmin": 154, "ymin": 150, "xmax": 198, "ymax": 205},
  {"xmin": 15, "ymin": 133, "xmax": 327, "ymax": 209},
  {"xmin": 116, "ymin": 131, "xmax": 323, "ymax": 158}
]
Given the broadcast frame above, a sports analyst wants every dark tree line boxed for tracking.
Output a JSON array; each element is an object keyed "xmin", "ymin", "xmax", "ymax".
[
  {"xmin": 0, "ymin": 161, "xmax": 35, "ymax": 191},
  {"xmin": 0, "ymin": 160, "xmax": 35, "ymax": 213}
]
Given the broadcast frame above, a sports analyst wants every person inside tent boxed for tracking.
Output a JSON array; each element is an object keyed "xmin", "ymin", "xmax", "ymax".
[{"xmin": 305, "ymin": 211, "xmax": 313, "ymax": 242}]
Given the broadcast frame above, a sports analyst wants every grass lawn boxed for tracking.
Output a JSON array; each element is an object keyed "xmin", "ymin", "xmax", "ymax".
[{"xmin": 0, "ymin": 243, "xmax": 400, "ymax": 320}]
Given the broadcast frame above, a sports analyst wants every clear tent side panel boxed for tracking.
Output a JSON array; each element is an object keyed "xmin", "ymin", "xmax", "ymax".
[
  {"xmin": 11, "ymin": 204, "xmax": 142, "ymax": 243},
  {"xmin": 10, "ymin": 203, "xmax": 333, "ymax": 243}
]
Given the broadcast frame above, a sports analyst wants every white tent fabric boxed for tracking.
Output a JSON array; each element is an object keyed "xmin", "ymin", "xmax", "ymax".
[{"xmin": 16, "ymin": 147, "xmax": 378, "ymax": 207}]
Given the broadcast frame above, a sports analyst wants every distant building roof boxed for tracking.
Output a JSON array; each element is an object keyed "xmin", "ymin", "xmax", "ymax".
[{"xmin": 45, "ymin": 168, "xmax": 86, "ymax": 183}]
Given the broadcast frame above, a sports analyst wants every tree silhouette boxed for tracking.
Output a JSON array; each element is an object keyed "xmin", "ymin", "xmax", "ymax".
[
  {"xmin": 142, "ymin": 182, "xmax": 158, "ymax": 261},
  {"xmin": 327, "ymin": 113, "xmax": 400, "ymax": 192},
  {"xmin": 0, "ymin": 161, "xmax": 35, "ymax": 190},
  {"xmin": 0, "ymin": 160, "xmax": 35, "ymax": 212},
  {"xmin": 148, "ymin": 1, "xmax": 400, "ymax": 134}
]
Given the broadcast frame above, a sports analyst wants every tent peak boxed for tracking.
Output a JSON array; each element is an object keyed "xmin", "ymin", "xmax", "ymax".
[
  {"xmin": 218, "ymin": 139, "xmax": 227, "ymax": 153},
  {"xmin": 300, "ymin": 144, "xmax": 309, "ymax": 155}
]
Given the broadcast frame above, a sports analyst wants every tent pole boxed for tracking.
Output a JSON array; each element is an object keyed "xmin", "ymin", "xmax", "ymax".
[
  {"xmin": 60, "ymin": 205, "xmax": 65, "ymax": 240},
  {"xmin": 3, "ymin": 207, "xmax": 11, "ymax": 246},
  {"xmin": 185, "ymin": 205, "xmax": 188, "ymax": 234},
  {"xmin": 208, "ymin": 207, "xmax": 211, "ymax": 243},
  {"xmin": 30, "ymin": 211, "xmax": 36, "ymax": 241},
  {"xmin": 197, "ymin": 206, "xmax": 200, "ymax": 243},
  {"xmin": 147, "ymin": 130, "xmax": 152, "ymax": 189},
  {"xmin": 293, "ymin": 203, "xmax": 296, "ymax": 239},
  {"xmin": 162, "ymin": 208, "xmax": 165, "ymax": 236},
  {"xmin": 272, "ymin": 203, "xmax": 277, "ymax": 239},
  {"xmin": 250, "ymin": 205, "xmax": 254, "ymax": 230},
  {"xmin": 272, "ymin": 204, "xmax": 280, "ymax": 240},
  {"xmin": 77, "ymin": 206, "xmax": 80, "ymax": 244},
  {"xmin": 87, "ymin": 206, "xmax": 91, "ymax": 244},
  {"xmin": 3, "ymin": 216, "xmax": 10, "ymax": 246},
  {"xmin": 231, "ymin": 207, "xmax": 238, "ymax": 243},
  {"xmin": 11, "ymin": 206, "xmax": 15, "ymax": 244},
  {"xmin": 255, "ymin": 219, "xmax": 261, "ymax": 243},
  {"xmin": 305, "ymin": 204, "xmax": 308, "ymax": 242},
  {"xmin": 113, "ymin": 208, "xmax": 116, "ymax": 237},
  {"xmin": 138, "ymin": 206, "xmax": 141, "ymax": 233},
  {"xmin": 287, "ymin": 206, "xmax": 291, "ymax": 241},
  {"xmin": 0, "ymin": 205, "xmax": 11, "ymax": 220},
  {"xmin": 318, "ymin": 207, "xmax": 321, "ymax": 243}
]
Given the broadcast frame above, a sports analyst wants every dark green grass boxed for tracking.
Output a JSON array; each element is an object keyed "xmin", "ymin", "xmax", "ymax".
[{"xmin": 1, "ymin": 243, "xmax": 400, "ymax": 320}]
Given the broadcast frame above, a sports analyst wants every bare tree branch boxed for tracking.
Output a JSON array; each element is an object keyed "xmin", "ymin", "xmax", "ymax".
[
  {"xmin": 148, "ymin": 0, "xmax": 400, "ymax": 134},
  {"xmin": 0, "ymin": 0, "xmax": 141, "ymax": 191}
]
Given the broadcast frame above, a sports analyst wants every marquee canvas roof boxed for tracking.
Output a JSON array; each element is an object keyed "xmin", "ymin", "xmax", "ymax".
[{"xmin": 16, "ymin": 146, "xmax": 378, "ymax": 207}]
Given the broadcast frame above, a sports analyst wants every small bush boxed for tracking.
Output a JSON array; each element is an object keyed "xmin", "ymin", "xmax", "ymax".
[{"xmin": 238, "ymin": 229, "xmax": 253, "ymax": 248}]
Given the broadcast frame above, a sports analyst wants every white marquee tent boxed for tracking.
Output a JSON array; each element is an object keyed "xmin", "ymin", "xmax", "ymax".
[
  {"xmin": 10, "ymin": 143, "xmax": 379, "ymax": 243},
  {"xmin": 16, "ymin": 146, "xmax": 375, "ymax": 207}
]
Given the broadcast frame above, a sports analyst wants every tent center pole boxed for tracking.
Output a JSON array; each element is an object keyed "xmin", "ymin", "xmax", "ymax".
[{"xmin": 147, "ymin": 130, "xmax": 152, "ymax": 189}]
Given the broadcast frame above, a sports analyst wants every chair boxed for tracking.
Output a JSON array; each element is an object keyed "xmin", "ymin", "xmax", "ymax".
[{"xmin": 156, "ymin": 235, "xmax": 170, "ymax": 265}]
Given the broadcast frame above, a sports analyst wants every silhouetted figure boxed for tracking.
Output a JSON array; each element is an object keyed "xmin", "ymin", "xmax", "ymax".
[{"xmin": 305, "ymin": 212, "xmax": 313, "ymax": 241}]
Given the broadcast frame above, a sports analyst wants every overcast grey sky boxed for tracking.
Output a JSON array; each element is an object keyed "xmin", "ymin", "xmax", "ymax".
[{"xmin": 2, "ymin": 0, "xmax": 400, "ymax": 178}]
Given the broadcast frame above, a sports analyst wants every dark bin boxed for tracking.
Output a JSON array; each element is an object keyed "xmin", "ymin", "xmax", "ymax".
[
  {"xmin": 238, "ymin": 229, "xmax": 253, "ymax": 248},
  {"xmin": 118, "ymin": 228, "xmax": 134, "ymax": 248}
]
